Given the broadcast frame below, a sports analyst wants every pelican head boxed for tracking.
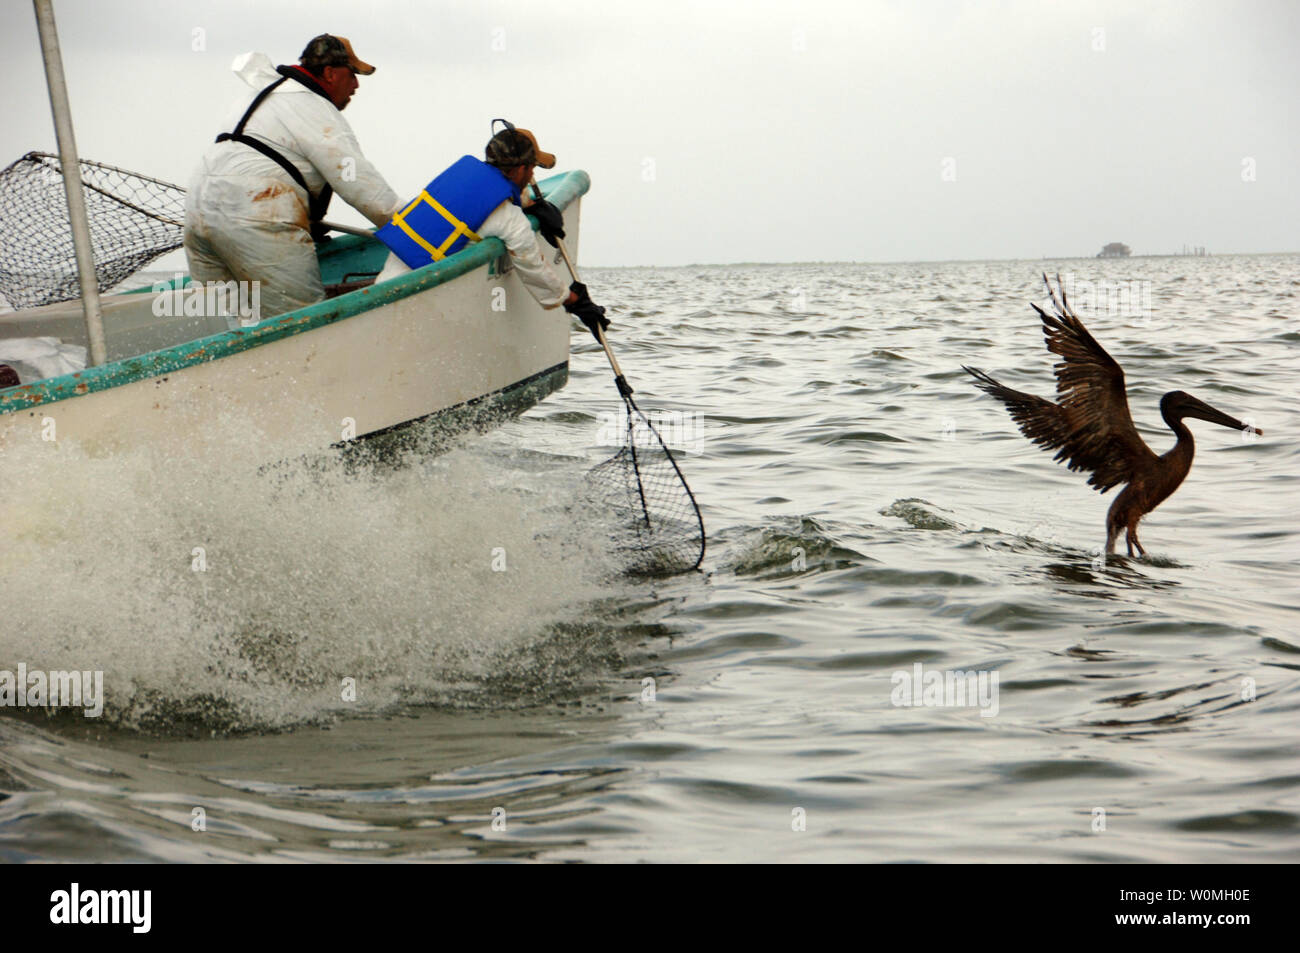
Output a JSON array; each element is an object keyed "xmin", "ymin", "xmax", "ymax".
[{"xmin": 1160, "ymin": 391, "xmax": 1262, "ymax": 435}]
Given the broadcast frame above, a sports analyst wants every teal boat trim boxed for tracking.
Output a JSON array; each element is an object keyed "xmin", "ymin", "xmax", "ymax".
[{"xmin": 0, "ymin": 170, "xmax": 589, "ymax": 416}]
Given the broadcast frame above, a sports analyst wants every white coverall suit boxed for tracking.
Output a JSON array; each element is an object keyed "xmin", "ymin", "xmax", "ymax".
[{"xmin": 184, "ymin": 52, "xmax": 402, "ymax": 319}]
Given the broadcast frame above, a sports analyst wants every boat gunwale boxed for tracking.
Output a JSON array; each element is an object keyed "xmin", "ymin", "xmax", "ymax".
[{"xmin": 0, "ymin": 169, "xmax": 589, "ymax": 415}]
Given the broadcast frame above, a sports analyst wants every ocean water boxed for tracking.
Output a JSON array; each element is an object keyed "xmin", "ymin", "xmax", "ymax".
[{"xmin": 1, "ymin": 254, "xmax": 1297, "ymax": 862}]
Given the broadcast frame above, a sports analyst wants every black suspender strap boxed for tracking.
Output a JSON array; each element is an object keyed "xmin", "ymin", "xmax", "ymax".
[
  {"xmin": 224, "ymin": 76, "xmax": 288, "ymax": 138},
  {"xmin": 214, "ymin": 71, "xmax": 335, "ymax": 232}
]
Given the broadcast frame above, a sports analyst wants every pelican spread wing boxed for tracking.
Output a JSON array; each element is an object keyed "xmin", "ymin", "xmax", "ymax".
[{"xmin": 966, "ymin": 275, "xmax": 1157, "ymax": 494}]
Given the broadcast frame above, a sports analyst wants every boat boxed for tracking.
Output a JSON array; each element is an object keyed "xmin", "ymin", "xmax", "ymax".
[
  {"xmin": 0, "ymin": 169, "xmax": 588, "ymax": 457},
  {"xmin": 2, "ymin": 1, "xmax": 588, "ymax": 461}
]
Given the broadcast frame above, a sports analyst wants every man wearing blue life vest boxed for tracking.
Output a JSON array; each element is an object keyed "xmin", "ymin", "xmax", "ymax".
[
  {"xmin": 184, "ymin": 35, "xmax": 404, "ymax": 320},
  {"xmin": 374, "ymin": 122, "xmax": 610, "ymax": 341}
]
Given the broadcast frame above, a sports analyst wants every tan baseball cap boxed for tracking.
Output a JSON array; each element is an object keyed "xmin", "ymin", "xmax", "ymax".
[
  {"xmin": 301, "ymin": 34, "xmax": 376, "ymax": 75},
  {"xmin": 486, "ymin": 127, "xmax": 556, "ymax": 169}
]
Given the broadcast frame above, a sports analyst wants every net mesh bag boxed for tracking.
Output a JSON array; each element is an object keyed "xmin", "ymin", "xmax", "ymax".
[
  {"xmin": 0, "ymin": 151, "xmax": 185, "ymax": 310},
  {"xmin": 585, "ymin": 401, "xmax": 705, "ymax": 575}
]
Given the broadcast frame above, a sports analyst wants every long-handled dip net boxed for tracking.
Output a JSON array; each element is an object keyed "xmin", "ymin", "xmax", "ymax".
[
  {"xmin": 0, "ymin": 152, "xmax": 186, "ymax": 310},
  {"xmin": 586, "ymin": 373, "xmax": 707, "ymax": 575},
  {"xmin": 527, "ymin": 179, "xmax": 705, "ymax": 574}
]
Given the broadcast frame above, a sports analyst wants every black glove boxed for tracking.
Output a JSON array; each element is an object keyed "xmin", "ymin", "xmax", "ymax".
[
  {"xmin": 527, "ymin": 199, "xmax": 565, "ymax": 247},
  {"xmin": 563, "ymin": 281, "xmax": 610, "ymax": 341}
]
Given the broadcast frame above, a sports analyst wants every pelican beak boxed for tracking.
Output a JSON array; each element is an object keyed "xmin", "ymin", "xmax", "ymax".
[{"xmin": 1184, "ymin": 395, "xmax": 1262, "ymax": 435}]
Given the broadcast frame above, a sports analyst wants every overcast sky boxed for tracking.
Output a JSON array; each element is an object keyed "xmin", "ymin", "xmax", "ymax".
[{"xmin": 4, "ymin": 0, "xmax": 1297, "ymax": 266}]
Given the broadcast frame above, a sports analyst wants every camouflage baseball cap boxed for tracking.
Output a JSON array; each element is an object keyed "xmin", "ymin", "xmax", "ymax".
[
  {"xmin": 485, "ymin": 127, "xmax": 556, "ymax": 169},
  {"xmin": 300, "ymin": 34, "xmax": 375, "ymax": 74}
]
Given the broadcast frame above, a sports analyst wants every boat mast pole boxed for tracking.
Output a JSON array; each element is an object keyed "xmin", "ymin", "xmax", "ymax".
[{"xmin": 32, "ymin": 0, "xmax": 107, "ymax": 367}]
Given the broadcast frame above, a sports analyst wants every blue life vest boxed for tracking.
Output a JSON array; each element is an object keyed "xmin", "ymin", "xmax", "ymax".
[{"xmin": 376, "ymin": 156, "xmax": 520, "ymax": 268}]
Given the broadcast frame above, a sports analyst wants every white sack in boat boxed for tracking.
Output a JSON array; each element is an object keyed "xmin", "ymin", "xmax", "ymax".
[{"xmin": 0, "ymin": 336, "xmax": 88, "ymax": 383}]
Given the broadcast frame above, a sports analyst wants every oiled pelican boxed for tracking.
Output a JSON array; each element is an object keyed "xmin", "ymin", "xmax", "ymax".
[{"xmin": 964, "ymin": 275, "xmax": 1261, "ymax": 557}]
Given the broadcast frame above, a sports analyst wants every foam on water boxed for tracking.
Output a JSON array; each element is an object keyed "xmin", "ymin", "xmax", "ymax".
[{"xmin": 0, "ymin": 412, "xmax": 613, "ymax": 732}]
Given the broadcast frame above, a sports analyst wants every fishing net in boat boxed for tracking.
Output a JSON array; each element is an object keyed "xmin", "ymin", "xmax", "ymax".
[
  {"xmin": 0, "ymin": 152, "xmax": 185, "ymax": 310},
  {"xmin": 585, "ymin": 389, "xmax": 706, "ymax": 575}
]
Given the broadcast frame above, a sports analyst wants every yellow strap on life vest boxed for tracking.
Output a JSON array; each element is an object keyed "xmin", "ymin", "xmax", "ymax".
[{"xmin": 391, "ymin": 190, "xmax": 484, "ymax": 262}]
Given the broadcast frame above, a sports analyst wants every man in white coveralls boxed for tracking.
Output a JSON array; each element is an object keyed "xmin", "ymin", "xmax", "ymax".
[{"xmin": 183, "ymin": 34, "xmax": 403, "ymax": 319}]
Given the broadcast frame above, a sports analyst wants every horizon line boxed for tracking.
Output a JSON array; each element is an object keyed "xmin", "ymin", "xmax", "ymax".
[{"xmin": 584, "ymin": 250, "xmax": 1300, "ymax": 270}]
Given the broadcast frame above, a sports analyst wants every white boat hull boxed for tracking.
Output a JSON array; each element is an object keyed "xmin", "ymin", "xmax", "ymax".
[{"xmin": 0, "ymin": 177, "xmax": 587, "ymax": 460}]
